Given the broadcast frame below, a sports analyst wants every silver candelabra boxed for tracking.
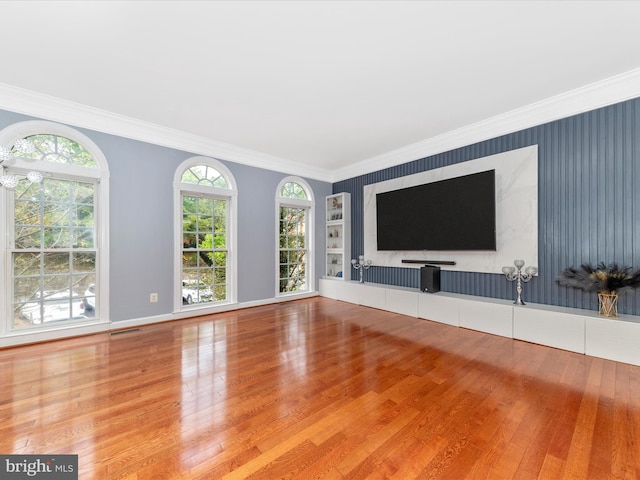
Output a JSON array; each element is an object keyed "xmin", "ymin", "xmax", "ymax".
[
  {"xmin": 502, "ymin": 259, "xmax": 538, "ymax": 305},
  {"xmin": 351, "ymin": 255, "xmax": 372, "ymax": 283}
]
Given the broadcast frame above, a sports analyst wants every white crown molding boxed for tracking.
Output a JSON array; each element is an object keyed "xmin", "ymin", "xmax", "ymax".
[
  {"xmin": 1, "ymin": 67, "xmax": 639, "ymax": 186},
  {"xmin": 332, "ymin": 67, "xmax": 640, "ymax": 183},
  {"xmin": 0, "ymin": 82, "xmax": 333, "ymax": 183}
]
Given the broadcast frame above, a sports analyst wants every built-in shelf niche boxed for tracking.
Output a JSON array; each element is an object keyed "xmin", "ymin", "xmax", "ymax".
[{"xmin": 325, "ymin": 193, "xmax": 350, "ymax": 280}]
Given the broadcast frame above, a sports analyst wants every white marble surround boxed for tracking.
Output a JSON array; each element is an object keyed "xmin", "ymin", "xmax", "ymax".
[{"xmin": 363, "ymin": 145, "xmax": 538, "ymax": 274}]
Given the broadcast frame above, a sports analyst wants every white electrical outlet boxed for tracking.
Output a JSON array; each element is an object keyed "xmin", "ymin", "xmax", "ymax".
[{"xmin": 150, "ymin": 293, "xmax": 158, "ymax": 303}]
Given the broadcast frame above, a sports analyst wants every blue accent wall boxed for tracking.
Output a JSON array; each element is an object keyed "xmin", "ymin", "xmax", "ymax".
[{"xmin": 334, "ymin": 97, "xmax": 640, "ymax": 315}]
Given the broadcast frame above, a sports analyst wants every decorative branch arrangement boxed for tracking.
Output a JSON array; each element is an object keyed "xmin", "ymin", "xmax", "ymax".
[
  {"xmin": 556, "ymin": 263, "xmax": 640, "ymax": 294},
  {"xmin": 556, "ymin": 262, "xmax": 640, "ymax": 317}
]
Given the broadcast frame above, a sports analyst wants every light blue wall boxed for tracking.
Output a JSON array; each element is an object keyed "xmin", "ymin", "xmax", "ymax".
[
  {"xmin": 334, "ymin": 97, "xmax": 640, "ymax": 315},
  {"xmin": 91, "ymin": 131, "xmax": 180, "ymax": 321},
  {"xmin": 227, "ymin": 163, "xmax": 330, "ymax": 303},
  {"xmin": 0, "ymin": 110, "xmax": 332, "ymax": 322}
]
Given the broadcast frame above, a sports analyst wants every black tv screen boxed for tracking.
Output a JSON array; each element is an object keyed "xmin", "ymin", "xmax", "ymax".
[{"xmin": 376, "ymin": 169, "xmax": 496, "ymax": 251}]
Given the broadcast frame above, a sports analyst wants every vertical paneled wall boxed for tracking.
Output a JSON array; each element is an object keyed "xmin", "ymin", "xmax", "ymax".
[{"xmin": 334, "ymin": 97, "xmax": 640, "ymax": 315}]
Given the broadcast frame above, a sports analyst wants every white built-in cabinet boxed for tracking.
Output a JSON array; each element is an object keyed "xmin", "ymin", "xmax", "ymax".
[
  {"xmin": 325, "ymin": 193, "xmax": 351, "ymax": 281},
  {"xmin": 318, "ymin": 278, "xmax": 640, "ymax": 367}
]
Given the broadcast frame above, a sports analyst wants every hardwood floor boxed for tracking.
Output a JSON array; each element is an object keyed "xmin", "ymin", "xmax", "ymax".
[{"xmin": 1, "ymin": 297, "xmax": 640, "ymax": 479}]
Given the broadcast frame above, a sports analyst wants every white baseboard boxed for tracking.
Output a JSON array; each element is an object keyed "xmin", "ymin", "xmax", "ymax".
[
  {"xmin": 0, "ymin": 321, "xmax": 111, "ymax": 348},
  {"xmin": 0, "ymin": 292, "xmax": 319, "ymax": 348}
]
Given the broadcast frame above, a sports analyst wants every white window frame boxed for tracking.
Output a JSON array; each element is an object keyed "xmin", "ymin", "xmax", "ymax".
[
  {"xmin": 275, "ymin": 176, "xmax": 314, "ymax": 298},
  {"xmin": 0, "ymin": 121, "xmax": 110, "ymax": 342},
  {"xmin": 173, "ymin": 156, "xmax": 237, "ymax": 312}
]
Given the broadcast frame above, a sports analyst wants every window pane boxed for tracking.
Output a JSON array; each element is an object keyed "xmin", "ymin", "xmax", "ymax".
[
  {"xmin": 15, "ymin": 302, "xmax": 42, "ymax": 327},
  {"xmin": 213, "ymin": 216, "xmax": 225, "ymax": 233},
  {"xmin": 43, "ymin": 179, "xmax": 71, "ymax": 202},
  {"xmin": 15, "ymin": 181, "xmax": 41, "ymax": 201},
  {"xmin": 77, "ymin": 278, "xmax": 96, "ymax": 318},
  {"xmin": 11, "ymin": 175, "xmax": 98, "ymax": 330},
  {"xmin": 183, "ymin": 233, "xmax": 197, "ymax": 248},
  {"xmin": 198, "ymin": 235, "xmax": 212, "ymax": 250},
  {"xmin": 44, "ymin": 205, "xmax": 70, "ymax": 227},
  {"xmin": 183, "ymin": 214, "xmax": 196, "ymax": 232},
  {"xmin": 14, "ymin": 227, "xmax": 41, "ymax": 249},
  {"xmin": 41, "ymin": 276, "xmax": 72, "ymax": 293},
  {"xmin": 43, "ymin": 253, "xmax": 70, "ymax": 274},
  {"xmin": 14, "ymin": 200, "xmax": 40, "ymax": 225},
  {"xmin": 181, "ymin": 165, "xmax": 228, "ymax": 188},
  {"xmin": 214, "ymin": 267, "xmax": 226, "ymax": 284},
  {"xmin": 13, "ymin": 281, "xmax": 87, "ymax": 328},
  {"xmin": 73, "ymin": 228, "xmax": 94, "ymax": 248},
  {"xmin": 280, "ymin": 181, "xmax": 307, "ymax": 200},
  {"xmin": 43, "ymin": 227, "xmax": 71, "ymax": 248},
  {"xmin": 182, "ymin": 194, "xmax": 228, "ymax": 305},
  {"xmin": 75, "ymin": 205, "xmax": 94, "ymax": 227},
  {"xmin": 183, "ymin": 196, "xmax": 197, "ymax": 215},
  {"xmin": 199, "ymin": 250, "xmax": 213, "ymax": 266},
  {"xmin": 72, "ymin": 182, "xmax": 95, "ymax": 204},
  {"xmin": 278, "ymin": 206, "xmax": 308, "ymax": 294},
  {"xmin": 72, "ymin": 252, "xmax": 95, "ymax": 273},
  {"xmin": 22, "ymin": 134, "xmax": 98, "ymax": 168},
  {"xmin": 14, "ymin": 276, "xmax": 39, "ymax": 302},
  {"xmin": 198, "ymin": 197, "xmax": 213, "ymax": 214},
  {"xmin": 13, "ymin": 252, "xmax": 40, "ymax": 277},
  {"xmin": 214, "ymin": 199, "xmax": 226, "ymax": 215},
  {"xmin": 213, "ymin": 234, "xmax": 226, "ymax": 249},
  {"xmin": 182, "ymin": 268, "xmax": 198, "ymax": 283},
  {"xmin": 73, "ymin": 274, "xmax": 95, "ymax": 289},
  {"xmin": 198, "ymin": 215, "xmax": 213, "ymax": 232},
  {"xmin": 214, "ymin": 251, "xmax": 226, "ymax": 268},
  {"xmin": 183, "ymin": 252, "xmax": 198, "ymax": 268},
  {"xmin": 214, "ymin": 285, "xmax": 226, "ymax": 301}
]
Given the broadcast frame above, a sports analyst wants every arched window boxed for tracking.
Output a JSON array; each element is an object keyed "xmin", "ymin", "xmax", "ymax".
[
  {"xmin": 0, "ymin": 121, "xmax": 110, "ymax": 336},
  {"xmin": 276, "ymin": 177, "xmax": 314, "ymax": 296},
  {"xmin": 174, "ymin": 157, "xmax": 237, "ymax": 310}
]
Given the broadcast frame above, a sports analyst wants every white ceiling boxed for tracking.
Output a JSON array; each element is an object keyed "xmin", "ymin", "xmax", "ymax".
[{"xmin": 1, "ymin": 1, "xmax": 640, "ymax": 182}]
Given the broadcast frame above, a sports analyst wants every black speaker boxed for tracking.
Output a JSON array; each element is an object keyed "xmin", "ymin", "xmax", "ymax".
[{"xmin": 420, "ymin": 265, "xmax": 441, "ymax": 293}]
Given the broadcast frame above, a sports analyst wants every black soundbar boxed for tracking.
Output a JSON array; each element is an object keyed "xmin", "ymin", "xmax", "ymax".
[{"xmin": 402, "ymin": 260, "xmax": 456, "ymax": 265}]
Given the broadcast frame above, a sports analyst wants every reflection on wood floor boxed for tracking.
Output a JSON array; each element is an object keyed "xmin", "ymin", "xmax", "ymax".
[{"xmin": 1, "ymin": 297, "xmax": 639, "ymax": 479}]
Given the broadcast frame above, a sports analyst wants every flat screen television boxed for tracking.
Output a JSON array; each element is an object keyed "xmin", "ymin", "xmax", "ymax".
[{"xmin": 376, "ymin": 169, "xmax": 496, "ymax": 251}]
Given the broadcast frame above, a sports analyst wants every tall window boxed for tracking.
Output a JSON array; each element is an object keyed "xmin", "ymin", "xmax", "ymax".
[
  {"xmin": 276, "ymin": 177, "xmax": 314, "ymax": 296},
  {"xmin": 1, "ymin": 121, "xmax": 109, "ymax": 334},
  {"xmin": 175, "ymin": 157, "xmax": 236, "ymax": 309}
]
